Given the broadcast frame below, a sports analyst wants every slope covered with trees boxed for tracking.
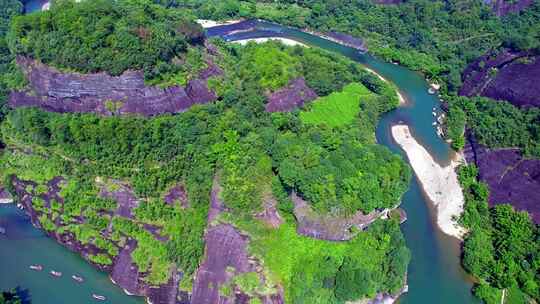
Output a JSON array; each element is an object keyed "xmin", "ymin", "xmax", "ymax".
[
  {"xmin": 0, "ymin": 1, "xmax": 411, "ymax": 302},
  {"xmin": 458, "ymin": 165, "xmax": 540, "ymax": 304}
]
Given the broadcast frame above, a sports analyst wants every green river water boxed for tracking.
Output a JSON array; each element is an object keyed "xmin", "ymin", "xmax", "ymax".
[{"xmin": 0, "ymin": 7, "xmax": 479, "ymax": 303}]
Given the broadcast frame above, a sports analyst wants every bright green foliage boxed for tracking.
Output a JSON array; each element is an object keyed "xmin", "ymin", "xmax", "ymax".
[
  {"xmin": 1, "ymin": 19, "xmax": 410, "ymax": 296},
  {"xmin": 88, "ymin": 253, "xmax": 113, "ymax": 266},
  {"xmin": 237, "ymin": 41, "xmax": 300, "ymax": 90},
  {"xmin": 300, "ymin": 83, "xmax": 373, "ymax": 127},
  {"xmin": 459, "ymin": 165, "xmax": 540, "ymax": 303},
  {"xmin": 7, "ymin": 0, "xmax": 204, "ymax": 79},
  {"xmin": 232, "ymin": 217, "xmax": 409, "ymax": 303}
]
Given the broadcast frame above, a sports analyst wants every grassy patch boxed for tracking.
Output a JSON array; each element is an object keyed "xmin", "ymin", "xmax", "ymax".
[{"xmin": 300, "ymin": 83, "xmax": 374, "ymax": 127}]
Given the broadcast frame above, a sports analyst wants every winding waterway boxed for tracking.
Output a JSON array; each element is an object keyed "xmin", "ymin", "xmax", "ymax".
[
  {"xmin": 2, "ymin": 4, "xmax": 478, "ymax": 302},
  {"xmin": 210, "ymin": 20, "xmax": 480, "ymax": 304}
]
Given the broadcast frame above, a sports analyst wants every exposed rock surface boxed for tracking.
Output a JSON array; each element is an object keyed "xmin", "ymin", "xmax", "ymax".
[
  {"xmin": 164, "ymin": 184, "xmax": 189, "ymax": 208},
  {"xmin": 373, "ymin": 0, "xmax": 402, "ymax": 4},
  {"xmin": 265, "ymin": 77, "xmax": 318, "ymax": 112},
  {"xmin": 98, "ymin": 179, "xmax": 140, "ymax": 219},
  {"xmin": 460, "ymin": 49, "xmax": 540, "ymax": 108},
  {"xmin": 9, "ymin": 56, "xmax": 218, "ymax": 116},
  {"xmin": 255, "ymin": 195, "xmax": 283, "ymax": 228},
  {"xmin": 464, "ymin": 132, "xmax": 540, "ymax": 223},
  {"xmin": 191, "ymin": 176, "xmax": 284, "ymax": 304},
  {"xmin": 7, "ymin": 174, "xmax": 185, "ymax": 303},
  {"xmin": 0, "ymin": 187, "xmax": 13, "ymax": 204},
  {"xmin": 292, "ymin": 192, "xmax": 386, "ymax": 241},
  {"xmin": 486, "ymin": 0, "xmax": 536, "ymax": 16}
]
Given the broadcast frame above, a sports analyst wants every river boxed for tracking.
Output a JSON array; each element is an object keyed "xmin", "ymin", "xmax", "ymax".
[
  {"xmin": 208, "ymin": 20, "xmax": 479, "ymax": 304},
  {"xmin": 3, "ymin": 3, "xmax": 477, "ymax": 303}
]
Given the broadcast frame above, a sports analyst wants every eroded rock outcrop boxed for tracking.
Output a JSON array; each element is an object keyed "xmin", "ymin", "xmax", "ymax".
[
  {"xmin": 191, "ymin": 176, "xmax": 284, "ymax": 304},
  {"xmin": 486, "ymin": 0, "xmax": 536, "ymax": 16},
  {"xmin": 460, "ymin": 49, "xmax": 540, "ymax": 108},
  {"xmin": 464, "ymin": 132, "xmax": 540, "ymax": 223},
  {"xmin": 265, "ymin": 77, "xmax": 318, "ymax": 112},
  {"xmin": 291, "ymin": 192, "xmax": 387, "ymax": 241},
  {"xmin": 9, "ymin": 56, "xmax": 218, "ymax": 117},
  {"xmin": 7, "ymin": 174, "xmax": 185, "ymax": 303}
]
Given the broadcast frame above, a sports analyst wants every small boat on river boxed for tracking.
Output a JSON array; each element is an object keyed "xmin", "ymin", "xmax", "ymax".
[
  {"xmin": 72, "ymin": 275, "xmax": 84, "ymax": 282},
  {"xmin": 29, "ymin": 265, "xmax": 43, "ymax": 271},
  {"xmin": 92, "ymin": 294, "xmax": 106, "ymax": 301},
  {"xmin": 50, "ymin": 270, "xmax": 62, "ymax": 277}
]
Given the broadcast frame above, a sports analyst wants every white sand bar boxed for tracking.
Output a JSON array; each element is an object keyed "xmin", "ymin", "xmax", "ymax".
[
  {"xmin": 232, "ymin": 37, "xmax": 308, "ymax": 47},
  {"xmin": 365, "ymin": 68, "xmax": 407, "ymax": 106},
  {"xmin": 392, "ymin": 124, "xmax": 466, "ymax": 239},
  {"xmin": 196, "ymin": 19, "xmax": 243, "ymax": 28}
]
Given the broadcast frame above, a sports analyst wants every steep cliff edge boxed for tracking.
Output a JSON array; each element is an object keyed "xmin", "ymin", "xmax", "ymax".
[
  {"xmin": 6, "ymin": 174, "xmax": 187, "ymax": 304},
  {"xmin": 460, "ymin": 49, "xmax": 540, "ymax": 108},
  {"xmin": 9, "ymin": 56, "xmax": 220, "ymax": 117},
  {"xmin": 464, "ymin": 132, "xmax": 540, "ymax": 223}
]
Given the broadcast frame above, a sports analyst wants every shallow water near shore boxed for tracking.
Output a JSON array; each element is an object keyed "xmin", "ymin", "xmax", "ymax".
[
  {"xmin": 0, "ymin": 205, "xmax": 144, "ymax": 304},
  {"xmin": 209, "ymin": 20, "xmax": 479, "ymax": 303}
]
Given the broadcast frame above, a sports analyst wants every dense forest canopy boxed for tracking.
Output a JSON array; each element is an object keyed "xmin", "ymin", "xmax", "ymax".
[
  {"xmin": 163, "ymin": 0, "xmax": 540, "ymax": 92},
  {"xmin": 7, "ymin": 0, "xmax": 204, "ymax": 79},
  {"xmin": 0, "ymin": 0, "xmax": 411, "ymax": 300}
]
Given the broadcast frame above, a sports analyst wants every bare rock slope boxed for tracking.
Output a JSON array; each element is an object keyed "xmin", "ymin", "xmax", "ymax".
[{"xmin": 9, "ymin": 56, "xmax": 219, "ymax": 117}]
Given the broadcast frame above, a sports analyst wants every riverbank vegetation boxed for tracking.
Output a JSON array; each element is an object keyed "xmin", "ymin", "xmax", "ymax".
[
  {"xmin": 0, "ymin": 1, "xmax": 411, "ymax": 298},
  {"xmin": 446, "ymin": 96, "xmax": 540, "ymax": 157},
  {"xmin": 458, "ymin": 165, "xmax": 540, "ymax": 304},
  {"xmin": 7, "ymin": 0, "xmax": 205, "ymax": 82},
  {"xmin": 165, "ymin": 0, "xmax": 540, "ymax": 92}
]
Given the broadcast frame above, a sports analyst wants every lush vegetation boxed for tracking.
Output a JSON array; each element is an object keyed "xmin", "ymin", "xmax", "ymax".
[
  {"xmin": 227, "ymin": 213, "xmax": 409, "ymax": 303},
  {"xmin": 0, "ymin": 0, "xmax": 22, "ymax": 130},
  {"xmin": 7, "ymin": 0, "xmax": 205, "ymax": 81},
  {"xmin": 300, "ymin": 83, "xmax": 373, "ymax": 128},
  {"xmin": 458, "ymin": 165, "xmax": 540, "ymax": 304},
  {"xmin": 446, "ymin": 96, "xmax": 540, "ymax": 157},
  {"xmin": 166, "ymin": 0, "xmax": 540, "ymax": 92},
  {"xmin": 0, "ymin": 0, "xmax": 410, "ymax": 296},
  {"xmin": 0, "ymin": 289, "xmax": 22, "ymax": 304}
]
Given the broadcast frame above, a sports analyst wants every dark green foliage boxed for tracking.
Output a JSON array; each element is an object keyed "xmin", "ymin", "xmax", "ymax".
[
  {"xmin": 447, "ymin": 96, "xmax": 540, "ymax": 157},
  {"xmin": 1, "ymin": 9, "xmax": 411, "ymax": 294},
  {"xmin": 0, "ymin": 289, "xmax": 22, "ymax": 304},
  {"xmin": 458, "ymin": 165, "xmax": 540, "ymax": 303},
  {"xmin": 7, "ymin": 0, "xmax": 204, "ymax": 79},
  {"xmin": 170, "ymin": 0, "xmax": 540, "ymax": 92}
]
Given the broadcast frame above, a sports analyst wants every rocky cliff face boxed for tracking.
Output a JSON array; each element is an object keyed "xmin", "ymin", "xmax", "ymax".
[
  {"xmin": 265, "ymin": 77, "xmax": 317, "ymax": 112},
  {"xmin": 486, "ymin": 0, "xmax": 536, "ymax": 16},
  {"xmin": 460, "ymin": 49, "xmax": 540, "ymax": 108},
  {"xmin": 191, "ymin": 177, "xmax": 284, "ymax": 304},
  {"xmin": 291, "ymin": 192, "xmax": 389, "ymax": 241},
  {"xmin": 7, "ymin": 174, "xmax": 186, "ymax": 304},
  {"xmin": 9, "ymin": 56, "xmax": 219, "ymax": 117},
  {"xmin": 464, "ymin": 132, "xmax": 540, "ymax": 223}
]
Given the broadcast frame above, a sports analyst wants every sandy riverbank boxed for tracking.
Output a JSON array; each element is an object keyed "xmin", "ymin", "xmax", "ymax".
[
  {"xmin": 196, "ymin": 19, "xmax": 243, "ymax": 28},
  {"xmin": 365, "ymin": 68, "xmax": 407, "ymax": 106},
  {"xmin": 231, "ymin": 37, "xmax": 308, "ymax": 47},
  {"xmin": 391, "ymin": 124, "xmax": 466, "ymax": 239}
]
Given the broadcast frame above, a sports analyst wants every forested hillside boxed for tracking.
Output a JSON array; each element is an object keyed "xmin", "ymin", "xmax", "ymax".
[
  {"xmin": 161, "ymin": 0, "xmax": 540, "ymax": 92},
  {"xmin": 0, "ymin": 1, "xmax": 411, "ymax": 303}
]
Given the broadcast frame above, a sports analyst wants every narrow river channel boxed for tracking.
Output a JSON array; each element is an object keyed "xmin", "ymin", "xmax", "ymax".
[{"xmin": 1, "ymin": 5, "xmax": 479, "ymax": 302}]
